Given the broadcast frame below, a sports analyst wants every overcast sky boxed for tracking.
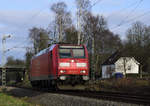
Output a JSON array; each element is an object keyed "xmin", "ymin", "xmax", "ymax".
[{"xmin": 0, "ymin": 0, "xmax": 150, "ymax": 65}]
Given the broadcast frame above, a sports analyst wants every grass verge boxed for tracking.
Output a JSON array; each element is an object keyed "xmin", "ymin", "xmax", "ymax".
[{"xmin": 0, "ymin": 92, "xmax": 35, "ymax": 106}]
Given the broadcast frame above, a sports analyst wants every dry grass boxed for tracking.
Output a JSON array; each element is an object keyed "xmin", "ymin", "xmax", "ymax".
[
  {"xmin": 99, "ymin": 78, "xmax": 150, "ymax": 93},
  {"xmin": 0, "ymin": 92, "xmax": 34, "ymax": 106}
]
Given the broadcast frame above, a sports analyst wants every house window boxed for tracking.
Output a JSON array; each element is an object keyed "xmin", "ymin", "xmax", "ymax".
[
  {"xmin": 128, "ymin": 66, "xmax": 131, "ymax": 70},
  {"xmin": 106, "ymin": 66, "xmax": 114, "ymax": 77}
]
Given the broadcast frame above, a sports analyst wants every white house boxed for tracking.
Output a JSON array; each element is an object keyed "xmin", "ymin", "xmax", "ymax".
[
  {"xmin": 115, "ymin": 57, "xmax": 140, "ymax": 75},
  {"xmin": 101, "ymin": 51, "xmax": 140, "ymax": 78}
]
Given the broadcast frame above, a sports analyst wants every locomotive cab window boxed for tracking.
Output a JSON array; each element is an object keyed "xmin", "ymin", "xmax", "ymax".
[
  {"xmin": 59, "ymin": 49, "xmax": 72, "ymax": 58},
  {"xmin": 72, "ymin": 49, "xmax": 85, "ymax": 58},
  {"xmin": 59, "ymin": 46, "xmax": 85, "ymax": 58}
]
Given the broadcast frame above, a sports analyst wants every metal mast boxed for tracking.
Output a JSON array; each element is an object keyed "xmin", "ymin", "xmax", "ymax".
[
  {"xmin": 59, "ymin": 15, "xmax": 63, "ymax": 43},
  {"xmin": 92, "ymin": 37, "xmax": 95, "ymax": 80},
  {"xmin": 77, "ymin": 1, "xmax": 82, "ymax": 45},
  {"xmin": 1, "ymin": 35, "xmax": 11, "ymax": 87}
]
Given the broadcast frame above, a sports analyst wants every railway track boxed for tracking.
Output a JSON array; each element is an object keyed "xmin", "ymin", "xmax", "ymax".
[
  {"xmin": 11, "ymin": 86, "xmax": 150, "ymax": 105},
  {"xmin": 49, "ymin": 90, "xmax": 150, "ymax": 105}
]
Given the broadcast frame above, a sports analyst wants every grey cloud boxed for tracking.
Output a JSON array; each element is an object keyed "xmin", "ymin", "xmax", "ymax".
[
  {"xmin": 0, "ymin": 10, "xmax": 54, "ymax": 64},
  {"xmin": 0, "ymin": 9, "xmax": 54, "ymax": 45},
  {"xmin": 0, "ymin": 10, "xmax": 53, "ymax": 28}
]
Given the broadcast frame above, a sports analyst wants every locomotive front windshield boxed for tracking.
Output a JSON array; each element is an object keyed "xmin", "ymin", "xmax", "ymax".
[{"xmin": 59, "ymin": 46, "xmax": 85, "ymax": 58}]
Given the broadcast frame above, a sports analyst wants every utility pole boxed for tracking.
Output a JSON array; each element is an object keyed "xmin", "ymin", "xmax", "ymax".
[
  {"xmin": 92, "ymin": 37, "xmax": 95, "ymax": 80},
  {"xmin": 1, "ymin": 35, "xmax": 11, "ymax": 87},
  {"xmin": 59, "ymin": 16, "xmax": 63, "ymax": 43},
  {"xmin": 77, "ymin": 2, "xmax": 82, "ymax": 45},
  {"xmin": 140, "ymin": 65, "xmax": 143, "ymax": 79}
]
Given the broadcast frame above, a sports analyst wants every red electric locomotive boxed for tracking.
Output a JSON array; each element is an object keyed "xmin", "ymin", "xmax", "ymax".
[{"xmin": 29, "ymin": 44, "xmax": 89, "ymax": 89}]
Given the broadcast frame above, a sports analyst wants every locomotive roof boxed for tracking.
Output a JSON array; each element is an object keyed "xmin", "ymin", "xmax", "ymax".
[
  {"xmin": 33, "ymin": 44, "xmax": 84, "ymax": 58},
  {"xmin": 49, "ymin": 44, "xmax": 56, "ymax": 51},
  {"xmin": 59, "ymin": 45, "xmax": 84, "ymax": 49},
  {"xmin": 33, "ymin": 44, "xmax": 56, "ymax": 58}
]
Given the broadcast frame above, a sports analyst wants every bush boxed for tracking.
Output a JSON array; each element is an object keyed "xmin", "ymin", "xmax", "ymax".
[
  {"xmin": 100, "ymin": 78, "xmax": 150, "ymax": 93},
  {"xmin": 135, "ymin": 80, "xmax": 149, "ymax": 87},
  {"xmin": 112, "ymin": 78, "xmax": 136, "ymax": 91}
]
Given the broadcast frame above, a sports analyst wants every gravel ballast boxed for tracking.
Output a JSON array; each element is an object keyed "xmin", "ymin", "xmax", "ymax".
[{"xmin": 3, "ymin": 87, "xmax": 145, "ymax": 106}]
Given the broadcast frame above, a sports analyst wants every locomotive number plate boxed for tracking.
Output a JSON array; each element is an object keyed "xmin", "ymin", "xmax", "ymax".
[{"xmin": 68, "ymin": 70, "xmax": 78, "ymax": 74}]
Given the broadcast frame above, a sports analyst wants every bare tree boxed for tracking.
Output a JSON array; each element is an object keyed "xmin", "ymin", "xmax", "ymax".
[
  {"xmin": 126, "ymin": 21, "xmax": 147, "ymax": 46},
  {"xmin": 123, "ymin": 57, "xmax": 127, "ymax": 78},
  {"xmin": 29, "ymin": 27, "xmax": 49, "ymax": 54},
  {"xmin": 83, "ymin": 13, "xmax": 122, "ymax": 77},
  {"xmin": 76, "ymin": 0, "xmax": 91, "ymax": 44},
  {"xmin": 124, "ymin": 21, "xmax": 150, "ymax": 73},
  {"xmin": 50, "ymin": 2, "xmax": 72, "ymax": 42},
  {"xmin": 65, "ymin": 26, "xmax": 78, "ymax": 44}
]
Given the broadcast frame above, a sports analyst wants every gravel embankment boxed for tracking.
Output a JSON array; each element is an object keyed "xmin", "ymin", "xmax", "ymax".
[{"xmin": 2, "ymin": 87, "xmax": 145, "ymax": 106}]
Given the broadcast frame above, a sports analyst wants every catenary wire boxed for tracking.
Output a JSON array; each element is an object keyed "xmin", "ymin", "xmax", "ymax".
[
  {"xmin": 9, "ymin": 3, "xmax": 52, "ymax": 50},
  {"xmin": 117, "ymin": 0, "xmax": 143, "ymax": 27},
  {"xmin": 111, "ymin": 10, "xmax": 150, "ymax": 31},
  {"xmin": 106, "ymin": 0, "xmax": 142, "ymax": 20}
]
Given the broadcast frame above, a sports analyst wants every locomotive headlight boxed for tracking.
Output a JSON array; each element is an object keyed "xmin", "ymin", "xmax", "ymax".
[
  {"xmin": 60, "ymin": 76, "xmax": 66, "ymax": 80},
  {"xmin": 83, "ymin": 76, "xmax": 89, "ymax": 80},
  {"xmin": 60, "ymin": 70, "xmax": 66, "ymax": 73},
  {"xmin": 77, "ymin": 63, "xmax": 87, "ymax": 67},
  {"xmin": 59, "ymin": 62, "xmax": 70, "ymax": 67},
  {"xmin": 80, "ymin": 70, "xmax": 86, "ymax": 74}
]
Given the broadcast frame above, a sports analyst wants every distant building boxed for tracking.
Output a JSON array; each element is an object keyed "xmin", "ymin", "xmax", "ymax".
[
  {"xmin": 101, "ymin": 51, "xmax": 140, "ymax": 78},
  {"xmin": 115, "ymin": 57, "xmax": 140, "ymax": 75}
]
